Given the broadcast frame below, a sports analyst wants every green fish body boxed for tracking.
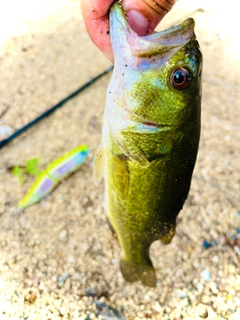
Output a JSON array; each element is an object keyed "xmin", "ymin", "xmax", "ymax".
[{"xmin": 94, "ymin": 3, "xmax": 202, "ymax": 287}]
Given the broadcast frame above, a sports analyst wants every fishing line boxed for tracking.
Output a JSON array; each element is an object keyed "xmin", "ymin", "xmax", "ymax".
[{"xmin": 0, "ymin": 66, "xmax": 113, "ymax": 149}]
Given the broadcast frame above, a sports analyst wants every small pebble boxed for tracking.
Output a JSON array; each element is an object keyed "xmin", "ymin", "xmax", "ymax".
[
  {"xmin": 203, "ymin": 240, "xmax": 210, "ymax": 249},
  {"xmin": 177, "ymin": 290, "xmax": 187, "ymax": 299},
  {"xmin": 0, "ymin": 125, "xmax": 12, "ymax": 135},
  {"xmin": 201, "ymin": 270, "xmax": 211, "ymax": 281},
  {"xmin": 234, "ymin": 246, "xmax": 240, "ymax": 254},
  {"xmin": 212, "ymin": 255, "xmax": 220, "ymax": 263},
  {"xmin": 226, "ymin": 232, "xmax": 237, "ymax": 246},
  {"xmin": 85, "ymin": 288, "xmax": 96, "ymax": 297},
  {"xmin": 59, "ymin": 273, "xmax": 69, "ymax": 285},
  {"xmin": 227, "ymin": 293, "xmax": 233, "ymax": 301},
  {"xmin": 218, "ymin": 234, "xmax": 227, "ymax": 246},
  {"xmin": 199, "ymin": 308, "xmax": 208, "ymax": 318},
  {"xmin": 58, "ymin": 230, "xmax": 67, "ymax": 240},
  {"xmin": 59, "ymin": 305, "xmax": 66, "ymax": 315},
  {"xmin": 210, "ymin": 241, "xmax": 218, "ymax": 247},
  {"xmin": 210, "ymin": 282, "xmax": 218, "ymax": 294},
  {"xmin": 94, "ymin": 301, "xmax": 124, "ymax": 320},
  {"xmin": 67, "ymin": 255, "xmax": 75, "ymax": 263},
  {"xmin": 196, "ymin": 283, "xmax": 204, "ymax": 293}
]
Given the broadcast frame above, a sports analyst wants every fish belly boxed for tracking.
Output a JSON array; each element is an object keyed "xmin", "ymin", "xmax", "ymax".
[{"xmin": 104, "ymin": 131, "xmax": 197, "ymax": 287}]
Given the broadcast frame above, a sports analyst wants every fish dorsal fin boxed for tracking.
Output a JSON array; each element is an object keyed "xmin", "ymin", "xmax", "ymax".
[{"xmin": 93, "ymin": 144, "xmax": 105, "ymax": 186}]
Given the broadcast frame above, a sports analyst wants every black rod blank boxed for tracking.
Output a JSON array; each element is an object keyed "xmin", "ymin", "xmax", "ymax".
[{"xmin": 0, "ymin": 66, "xmax": 113, "ymax": 149}]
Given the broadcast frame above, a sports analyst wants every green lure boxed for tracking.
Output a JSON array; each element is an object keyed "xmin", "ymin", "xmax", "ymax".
[
  {"xmin": 94, "ymin": 3, "xmax": 202, "ymax": 287},
  {"xmin": 19, "ymin": 145, "xmax": 88, "ymax": 210}
]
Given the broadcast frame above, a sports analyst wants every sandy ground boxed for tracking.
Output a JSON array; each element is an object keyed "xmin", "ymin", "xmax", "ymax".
[{"xmin": 0, "ymin": 0, "xmax": 240, "ymax": 319}]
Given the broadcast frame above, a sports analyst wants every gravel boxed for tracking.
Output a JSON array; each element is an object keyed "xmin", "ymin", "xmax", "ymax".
[{"xmin": 0, "ymin": 0, "xmax": 239, "ymax": 319}]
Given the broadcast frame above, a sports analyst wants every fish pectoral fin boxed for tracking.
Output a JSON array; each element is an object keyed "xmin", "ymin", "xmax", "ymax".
[
  {"xmin": 93, "ymin": 144, "xmax": 105, "ymax": 186},
  {"xmin": 114, "ymin": 133, "xmax": 149, "ymax": 167},
  {"xmin": 120, "ymin": 259, "xmax": 156, "ymax": 288},
  {"xmin": 127, "ymin": 146, "xmax": 149, "ymax": 167}
]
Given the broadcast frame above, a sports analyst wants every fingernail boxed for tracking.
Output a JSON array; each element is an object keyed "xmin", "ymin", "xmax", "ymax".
[{"xmin": 126, "ymin": 9, "xmax": 149, "ymax": 36}]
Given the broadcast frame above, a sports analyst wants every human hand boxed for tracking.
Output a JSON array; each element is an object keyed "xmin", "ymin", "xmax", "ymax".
[{"xmin": 80, "ymin": 0, "xmax": 177, "ymax": 61}]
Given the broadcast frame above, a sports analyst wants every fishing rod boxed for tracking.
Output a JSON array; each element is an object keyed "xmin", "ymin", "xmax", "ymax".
[{"xmin": 0, "ymin": 66, "xmax": 113, "ymax": 149}]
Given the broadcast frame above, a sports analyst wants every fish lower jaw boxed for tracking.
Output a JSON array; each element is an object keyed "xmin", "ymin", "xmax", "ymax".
[{"xmin": 130, "ymin": 113, "xmax": 174, "ymax": 130}]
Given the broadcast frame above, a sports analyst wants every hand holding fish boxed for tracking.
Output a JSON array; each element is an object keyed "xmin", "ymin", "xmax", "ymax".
[{"xmin": 80, "ymin": 0, "xmax": 177, "ymax": 61}]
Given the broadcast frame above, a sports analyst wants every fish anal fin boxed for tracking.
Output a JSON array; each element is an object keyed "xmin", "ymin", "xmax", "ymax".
[
  {"xmin": 159, "ymin": 224, "xmax": 176, "ymax": 245},
  {"xmin": 120, "ymin": 259, "xmax": 156, "ymax": 288},
  {"xmin": 93, "ymin": 144, "xmax": 105, "ymax": 186}
]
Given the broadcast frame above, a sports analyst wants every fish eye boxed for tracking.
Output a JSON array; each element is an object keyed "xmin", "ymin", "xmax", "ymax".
[{"xmin": 170, "ymin": 67, "xmax": 192, "ymax": 90}]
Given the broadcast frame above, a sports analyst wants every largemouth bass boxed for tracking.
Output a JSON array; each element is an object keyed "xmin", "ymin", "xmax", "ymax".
[{"xmin": 94, "ymin": 3, "xmax": 202, "ymax": 287}]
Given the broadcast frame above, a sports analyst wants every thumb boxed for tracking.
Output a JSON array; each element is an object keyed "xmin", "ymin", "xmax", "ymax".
[
  {"xmin": 122, "ymin": 0, "xmax": 177, "ymax": 36},
  {"xmin": 80, "ymin": 0, "xmax": 177, "ymax": 61}
]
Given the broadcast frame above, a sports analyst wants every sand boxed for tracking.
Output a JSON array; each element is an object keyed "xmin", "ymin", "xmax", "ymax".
[{"xmin": 0, "ymin": 0, "xmax": 239, "ymax": 319}]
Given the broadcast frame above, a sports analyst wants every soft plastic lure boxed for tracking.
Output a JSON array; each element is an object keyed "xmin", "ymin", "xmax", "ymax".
[{"xmin": 18, "ymin": 145, "xmax": 88, "ymax": 210}]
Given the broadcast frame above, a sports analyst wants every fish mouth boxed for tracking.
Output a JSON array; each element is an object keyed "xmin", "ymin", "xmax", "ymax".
[
  {"xmin": 130, "ymin": 114, "xmax": 173, "ymax": 132},
  {"xmin": 133, "ymin": 18, "xmax": 196, "ymax": 58},
  {"xmin": 142, "ymin": 120, "xmax": 168, "ymax": 128},
  {"xmin": 139, "ymin": 120, "xmax": 161, "ymax": 128},
  {"xmin": 108, "ymin": 105, "xmax": 173, "ymax": 134},
  {"xmin": 110, "ymin": 3, "xmax": 196, "ymax": 58}
]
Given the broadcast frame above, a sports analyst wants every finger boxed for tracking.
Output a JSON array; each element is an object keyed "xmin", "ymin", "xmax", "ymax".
[
  {"xmin": 80, "ymin": 0, "xmax": 114, "ymax": 61},
  {"xmin": 122, "ymin": 0, "xmax": 177, "ymax": 35},
  {"xmin": 80, "ymin": 0, "xmax": 177, "ymax": 61}
]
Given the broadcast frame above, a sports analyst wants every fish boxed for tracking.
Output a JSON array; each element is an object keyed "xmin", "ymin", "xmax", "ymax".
[
  {"xmin": 94, "ymin": 3, "xmax": 202, "ymax": 287},
  {"xmin": 19, "ymin": 145, "xmax": 88, "ymax": 210}
]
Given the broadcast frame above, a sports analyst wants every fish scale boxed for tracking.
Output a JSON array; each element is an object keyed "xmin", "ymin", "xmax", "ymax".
[{"xmin": 94, "ymin": 3, "xmax": 202, "ymax": 287}]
